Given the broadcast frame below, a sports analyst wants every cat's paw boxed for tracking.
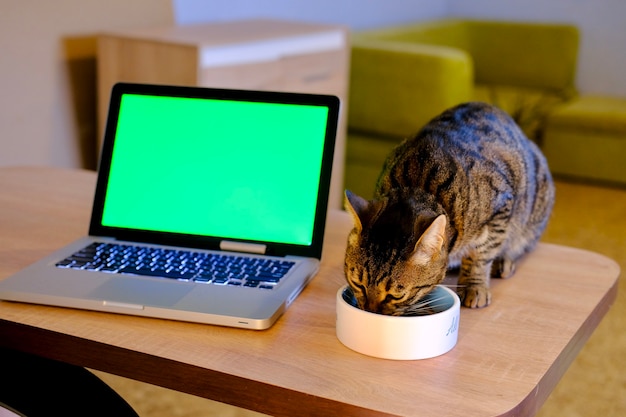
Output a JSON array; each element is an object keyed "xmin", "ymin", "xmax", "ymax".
[
  {"xmin": 491, "ymin": 258, "xmax": 516, "ymax": 279},
  {"xmin": 458, "ymin": 285, "xmax": 491, "ymax": 308}
]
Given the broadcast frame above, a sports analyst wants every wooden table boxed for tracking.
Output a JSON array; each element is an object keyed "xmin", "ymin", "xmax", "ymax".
[{"xmin": 0, "ymin": 166, "xmax": 620, "ymax": 417}]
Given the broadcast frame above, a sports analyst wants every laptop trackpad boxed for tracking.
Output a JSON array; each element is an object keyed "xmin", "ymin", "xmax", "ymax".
[{"xmin": 90, "ymin": 277, "xmax": 193, "ymax": 307}]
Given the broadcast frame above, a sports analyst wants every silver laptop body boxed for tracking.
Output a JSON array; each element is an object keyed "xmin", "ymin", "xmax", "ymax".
[{"xmin": 0, "ymin": 83, "xmax": 339, "ymax": 330}]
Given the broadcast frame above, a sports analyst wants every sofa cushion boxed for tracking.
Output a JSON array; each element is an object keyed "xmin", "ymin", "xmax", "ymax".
[
  {"xmin": 545, "ymin": 96, "xmax": 626, "ymax": 135},
  {"xmin": 542, "ymin": 96, "xmax": 626, "ymax": 185}
]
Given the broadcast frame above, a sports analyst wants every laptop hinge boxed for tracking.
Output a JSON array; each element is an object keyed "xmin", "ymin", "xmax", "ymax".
[{"xmin": 220, "ymin": 240, "xmax": 267, "ymax": 255}]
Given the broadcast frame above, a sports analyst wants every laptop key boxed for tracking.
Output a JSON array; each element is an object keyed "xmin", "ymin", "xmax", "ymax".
[
  {"xmin": 55, "ymin": 259, "xmax": 74, "ymax": 268},
  {"xmin": 57, "ymin": 242, "xmax": 296, "ymax": 291},
  {"xmin": 118, "ymin": 266, "xmax": 195, "ymax": 280}
]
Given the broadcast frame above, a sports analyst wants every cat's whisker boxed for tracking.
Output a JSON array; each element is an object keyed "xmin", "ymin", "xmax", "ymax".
[
  {"xmin": 413, "ymin": 295, "xmax": 448, "ymax": 308},
  {"xmin": 405, "ymin": 302, "xmax": 452, "ymax": 316},
  {"xmin": 403, "ymin": 294, "xmax": 454, "ymax": 316}
]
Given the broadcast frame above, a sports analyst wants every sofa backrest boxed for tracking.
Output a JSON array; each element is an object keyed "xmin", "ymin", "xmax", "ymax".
[
  {"xmin": 365, "ymin": 20, "xmax": 472, "ymax": 51},
  {"xmin": 358, "ymin": 19, "xmax": 580, "ymax": 92},
  {"xmin": 466, "ymin": 20, "xmax": 579, "ymax": 91}
]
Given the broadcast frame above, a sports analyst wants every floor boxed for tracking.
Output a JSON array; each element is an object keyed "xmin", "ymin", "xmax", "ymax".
[{"xmin": 92, "ymin": 178, "xmax": 626, "ymax": 417}]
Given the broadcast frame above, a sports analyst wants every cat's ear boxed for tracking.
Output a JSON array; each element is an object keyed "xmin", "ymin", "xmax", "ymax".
[
  {"xmin": 410, "ymin": 214, "xmax": 447, "ymax": 266},
  {"xmin": 344, "ymin": 190, "xmax": 369, "ymax": 232}
]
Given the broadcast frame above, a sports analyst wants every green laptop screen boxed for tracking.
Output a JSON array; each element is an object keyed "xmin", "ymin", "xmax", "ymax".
[{"xmin": 101, "ymin": 93, "xmax": 329, "ymax": 246}]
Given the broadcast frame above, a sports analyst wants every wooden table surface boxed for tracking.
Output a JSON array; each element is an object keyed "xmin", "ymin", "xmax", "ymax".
[{"xmin": 0, "ymin": 166, "xmax": 620, "ymax": 417}]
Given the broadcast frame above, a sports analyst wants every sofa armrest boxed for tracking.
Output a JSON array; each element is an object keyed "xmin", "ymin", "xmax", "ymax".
[{"xmin": 348, "ymin": 39, "xmax": 473, "ymax": 138}]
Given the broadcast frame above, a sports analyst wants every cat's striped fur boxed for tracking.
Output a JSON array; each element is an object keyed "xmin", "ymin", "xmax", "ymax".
[{"xmin": 344, "ymin": 102, "xmax": 554, "ymax": 314}]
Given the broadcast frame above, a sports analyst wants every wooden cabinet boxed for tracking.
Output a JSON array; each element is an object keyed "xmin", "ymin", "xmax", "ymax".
[{"xmin": 97, "ymin": 19, "xmax": 349, "ymax": 209}]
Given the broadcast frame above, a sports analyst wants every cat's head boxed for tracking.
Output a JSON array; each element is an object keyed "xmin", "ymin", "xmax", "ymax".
[{"xmin": 343, "ymin": 190, "xmax": 449, "ymax": 316}]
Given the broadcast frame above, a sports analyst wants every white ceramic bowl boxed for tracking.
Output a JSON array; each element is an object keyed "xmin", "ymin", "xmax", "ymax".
[{"xmin": 336, "ymin": 285, "xmax": 460, "ymax": 360}]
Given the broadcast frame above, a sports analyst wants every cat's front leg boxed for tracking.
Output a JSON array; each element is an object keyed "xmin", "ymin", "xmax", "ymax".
[
  {"xmin": 457, "ymin": 256, "xmax": 492, "ymax": 308},
  {"xmin": 458, "ymin": 196, "xmax": 514, "ymax": 307}
]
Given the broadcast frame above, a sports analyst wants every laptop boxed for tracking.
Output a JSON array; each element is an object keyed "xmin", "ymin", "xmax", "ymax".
[{"xmin": 0, "ymin": 82, "xmax": 339, "ymax": 330}]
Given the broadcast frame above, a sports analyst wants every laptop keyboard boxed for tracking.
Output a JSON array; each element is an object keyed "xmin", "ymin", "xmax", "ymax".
[{"xmin": 55, "ymin": 242, "xmax": 295, "ymax": 290}]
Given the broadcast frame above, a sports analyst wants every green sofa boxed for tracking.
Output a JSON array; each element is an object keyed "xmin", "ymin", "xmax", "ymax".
[{"xmin": 346, "ymin": 19, "xmax": 580, "ymax": 198}]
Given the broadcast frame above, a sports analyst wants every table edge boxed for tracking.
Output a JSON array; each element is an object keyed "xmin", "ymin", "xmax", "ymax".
[
  {"xmin": 502, "ymin": 270, "xmax": 619, "ymax": 417},
  {"xmin": 0, "ymin": 319, "xmax": 398, "ymax": 417}
]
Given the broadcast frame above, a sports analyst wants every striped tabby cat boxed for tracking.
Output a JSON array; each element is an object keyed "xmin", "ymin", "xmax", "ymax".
[{"xmin": 344, "ymin": 102, "xmax": 554, "ymax": 314}]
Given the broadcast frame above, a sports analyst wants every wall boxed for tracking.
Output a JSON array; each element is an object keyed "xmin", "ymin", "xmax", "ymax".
[
  {"xmin": 447, "ymin": 0, "xmax": 626, "ymax": 97},
  {"xmin": 0, "ymin": 0, "xmax": 173, "ymax": 169},
  {"xmin": 172, "ymin": 0, "xmax": 447, "ymax": 29}
]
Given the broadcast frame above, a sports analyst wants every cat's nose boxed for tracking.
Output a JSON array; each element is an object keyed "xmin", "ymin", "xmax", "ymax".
[{"xmin": 364, "ymin": 299, "xmax": 384, "ymax": 314}]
